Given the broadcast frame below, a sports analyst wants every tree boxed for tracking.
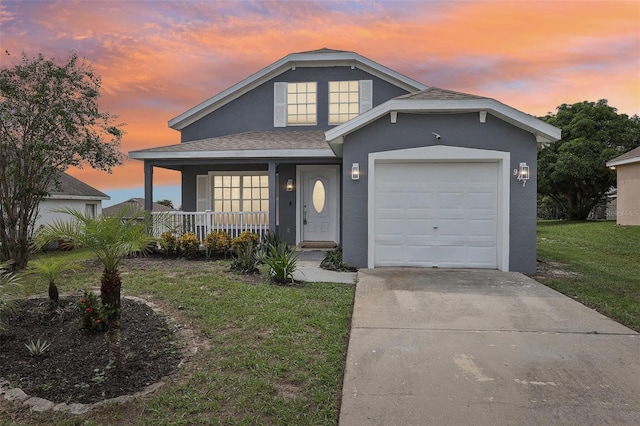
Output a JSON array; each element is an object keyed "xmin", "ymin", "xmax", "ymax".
[
  {"xmin": 35, "ymin": 206, "xmax": 156, "ymax": 366},
  {"xmin": 539, "ymin": 100, "xmax": 640, "ymax": 220},
  {"xmin": 0, "ymin": 52, "xmax": 123, "ymax": 270},
  {"xmin": 156, "ymin": 199, "xmax": 174, "ymax": 209},
  {"xmin": 29, "ymin": 257, "xmax": 75, "ymax": 308}
]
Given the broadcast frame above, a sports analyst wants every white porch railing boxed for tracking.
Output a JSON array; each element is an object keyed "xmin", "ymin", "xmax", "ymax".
[{"xmin": 152, "ymin": 211, "xmax": 269, "ymax": 241}]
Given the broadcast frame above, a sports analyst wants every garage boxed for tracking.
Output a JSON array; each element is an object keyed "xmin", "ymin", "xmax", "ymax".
[{"xmin": 373, "ymin": 161, "xmax": 499, "ymax": 268}]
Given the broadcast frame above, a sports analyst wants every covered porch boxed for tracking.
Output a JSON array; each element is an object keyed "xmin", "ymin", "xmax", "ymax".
[{"xmin": 129, "ymin": 130, "xmax": 341, "ymax": 245}]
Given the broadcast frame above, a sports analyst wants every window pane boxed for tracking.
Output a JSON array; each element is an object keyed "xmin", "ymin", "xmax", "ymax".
[
  {"xmin": 214, "ymin": 200, "xmax": 222, "ymax": 211},
  {"xmin": 231, "ymin": 188, "xmax": 240, "ymax": 199},
  {"xmin": 329, "ymin": 80, "xmax": 360, "ymax": 124},
  {"xmin": 260, "ymin": 176, "xmax": 268, "ymax": 186}
]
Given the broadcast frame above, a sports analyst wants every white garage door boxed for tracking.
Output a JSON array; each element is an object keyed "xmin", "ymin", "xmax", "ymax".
[{"xmin": 374, "ymin": 162, "xmax": 498, "ymax": 268}]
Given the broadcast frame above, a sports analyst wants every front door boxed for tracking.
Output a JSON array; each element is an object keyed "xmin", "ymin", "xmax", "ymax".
[{"xmin": 299, "ymin": 166, "xmax": 339, "ymax": 244}]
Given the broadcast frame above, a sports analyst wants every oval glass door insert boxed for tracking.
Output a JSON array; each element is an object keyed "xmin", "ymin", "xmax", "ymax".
[{"xmin": 312, "ymin": 179, "xmax": 326, "ymax": 213}]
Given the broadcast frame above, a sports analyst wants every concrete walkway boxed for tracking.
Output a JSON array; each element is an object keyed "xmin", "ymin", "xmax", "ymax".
[
  {"xmin": 340, "ymin": 268, "xmax": 640, "ymax": 425},
  {"xmin": 293, "ymin": 250, "xmax": 356, "ymax": 284}
]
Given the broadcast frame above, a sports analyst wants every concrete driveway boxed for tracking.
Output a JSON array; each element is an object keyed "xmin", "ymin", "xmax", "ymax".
[{"xmin": 339, "ymin": 269, "xmax": 640, "ymax": 425}]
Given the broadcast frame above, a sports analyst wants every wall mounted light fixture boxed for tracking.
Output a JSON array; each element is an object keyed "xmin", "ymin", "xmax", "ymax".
[
  {"xmin": 286, "ymin": 178, "xmax": 294, "ymax": 191},
  {"xmin": 351, "ymin": 163, "xmax": 360, "ymax": 180},
  {"xmin": 514, "ymin": 162, "xmax": 530, "ymax": 186}
]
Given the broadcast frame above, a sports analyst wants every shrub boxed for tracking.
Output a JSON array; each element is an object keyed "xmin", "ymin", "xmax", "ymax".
[
  {"xmin": 230, "ymin": 241, "xmax": 259, "ymax": 274},
  {"xmin": 263, "ymin": 241, "xmax": 299, "ymax": 285},
  {"xmin": 77, "ymin": 291, "xmax": 111, "ymax": 332},
  {"xmin": 320, "ymin": 246, "xmax": 356, "ymax": 272},
  {"xmin": 178, "ymin": 232, "xmax": 201, "ymax": 259},
  {"xmin": 158, "ymin": 232, "xmax": 178, "ymax": 256},
  {"xmin": 231, "ymin": 231, "xmax": 260, "ymax": 253},
  {"xmin": 204, "ymin": 231, "xmax": 232, "ymax": 258}
]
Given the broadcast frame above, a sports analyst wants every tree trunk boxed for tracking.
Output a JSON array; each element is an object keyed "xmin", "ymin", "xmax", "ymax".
[
  {"xmin": 100, "ymin": 267, "xmax": 126, "ymax": 366},
  {"xmin": 107, "ymin": 318, "xmax": 127, "ymax": 366},
  {"xmin": 48, "ymin": 282, "xmax": 59, "ymax": 307}
]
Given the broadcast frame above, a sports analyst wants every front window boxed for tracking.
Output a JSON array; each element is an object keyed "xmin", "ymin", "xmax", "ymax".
[
  {"xmin": 287, "ymin": 82, "xmax": 317, "ymax": 125},
  {"xmin": 211, "ymin": 174, "xmax": 269, "ymax": 212},
  {"xmin": 329, "ymin": 80, "xmax": 359, "ymax": 124}
]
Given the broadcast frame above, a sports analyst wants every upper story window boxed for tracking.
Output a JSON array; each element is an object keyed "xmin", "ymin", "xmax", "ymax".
[
  {"xmin": 274, "ymin": 79, "xmax": 372, "ymax": 127},
  {"xmin": 329, "ymin": 81, "xmax": 359, "ymax": 124}
]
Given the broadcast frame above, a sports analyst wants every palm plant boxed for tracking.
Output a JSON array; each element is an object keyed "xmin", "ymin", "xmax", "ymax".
[
  {"xmin": 0, "ymin": 261, "xmax": 21, "ymax": 334},
  {"xmin": 29, "ymin": 257, "xmax": 74, "ymax": 307},
  {"xmin": 34, "ymin": 206, "xmax": 156, "ymax": 366}
]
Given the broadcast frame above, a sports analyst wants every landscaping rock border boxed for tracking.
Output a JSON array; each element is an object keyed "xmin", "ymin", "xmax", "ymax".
[{"xmin": 0, "ymin": 295, "xmax": 204, "ymax": 415}]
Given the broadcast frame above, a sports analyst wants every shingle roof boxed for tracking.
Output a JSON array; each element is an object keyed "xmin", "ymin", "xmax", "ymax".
[
  {"xmin": 133, "ymin": 130, "xmax": 330, "ymax": 154},
  {"xmin": 607, "ymin": 146, "xmax": 640, "ymax": 167},
  {"xmin": 103, "ymin": 198, "xmax": 174, "ymax": 216},
  {"xmin": 397, "ymin": 87, "xmax": 487, "ymax": 101},
  {"xmin": 48, "ymin": 172, "xmax": 109, "ymax": 200}
]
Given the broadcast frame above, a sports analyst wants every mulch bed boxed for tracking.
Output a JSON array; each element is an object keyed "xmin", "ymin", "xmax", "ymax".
[{"xmin": 0, "ymin": 296, "xmax": 181, "ymax": 404}]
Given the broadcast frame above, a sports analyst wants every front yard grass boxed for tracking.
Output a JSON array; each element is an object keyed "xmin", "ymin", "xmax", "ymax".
[
  {"xmin": 536, "ymin": 220, "xmax": 640, "ymax": 332},
  {"xmin": 1, "ymin": 254, "xmax": 354, "ymax": 425}
]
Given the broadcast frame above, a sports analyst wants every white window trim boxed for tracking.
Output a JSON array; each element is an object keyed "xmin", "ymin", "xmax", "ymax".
[{"xmin": 197, "ymin": 172, "xmax": 269, "ymax": 212}]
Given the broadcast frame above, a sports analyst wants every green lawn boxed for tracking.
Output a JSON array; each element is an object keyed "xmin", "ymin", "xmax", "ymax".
[
  {"xmin": 536, "ymin": 220, "xmax": 640, "ymax": 332},
  {"xmin": 1, "ymin": 254, "xmax": 354, "ymax": 425}
]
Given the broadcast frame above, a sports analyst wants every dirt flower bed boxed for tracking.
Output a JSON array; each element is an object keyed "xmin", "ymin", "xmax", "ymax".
[{"xmin": 0, "ymin": 296, "xmax": 181, "ymax": 404}]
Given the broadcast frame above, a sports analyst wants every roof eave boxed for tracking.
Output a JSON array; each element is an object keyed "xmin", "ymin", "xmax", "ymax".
[
  {"xmin": 607, "ymin": 157, "xmax": 640, "ymax": 167},
  {"xmin": 325, "ymin": 98, "xmax": 561, "ymax": 152},
  {"xmin": 168, "ymin": 51, "xmax": 427, "ymax": 130},
  {"xmin": 128, "ymin": 148, "xmax": 336, "ymax": 160},
  {"xmin": 47, "ymin": 194, "xmax": 110, "ymax": 201}
]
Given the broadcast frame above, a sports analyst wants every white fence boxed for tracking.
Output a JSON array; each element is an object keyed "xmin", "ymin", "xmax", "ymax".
[{"xmin": 152, "ymin": 211, "xmax": 269, "ymax": 241}]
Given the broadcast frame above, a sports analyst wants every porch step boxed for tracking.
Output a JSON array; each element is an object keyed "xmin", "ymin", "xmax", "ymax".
[{"xmin": 299, "ymin": 241, "xmax": 337, "ymax": 249}]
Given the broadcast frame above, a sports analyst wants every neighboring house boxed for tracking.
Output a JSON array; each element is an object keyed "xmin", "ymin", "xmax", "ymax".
[
  {"xmin": 606, "ymin": 146, "xmax": 640, "ymax": 226},
  {"xmin": 103, "ymin": 198, "xmax": 175, "ymax": 216},
  {"xmin": 130, "ymin": 48, "xmax": 560, "ymax": 272},
  {"xmin": 36, "ymin": 172, "xmax": 110, "ymax": 230}
]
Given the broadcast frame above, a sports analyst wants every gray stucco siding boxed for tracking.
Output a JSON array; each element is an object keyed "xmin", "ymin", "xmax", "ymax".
[
  {"xmin": 340, "ymin": 112, "xmax": 538, "ymax": 272},
  {"xmin": 180, "ymin": 67, "xmax": 410, "ymax": 142}
]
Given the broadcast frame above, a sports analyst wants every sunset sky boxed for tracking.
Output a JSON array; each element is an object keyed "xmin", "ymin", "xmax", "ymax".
[{"xmin": 1, "ymin": 0, "xmax": 639, "ymax": 208}]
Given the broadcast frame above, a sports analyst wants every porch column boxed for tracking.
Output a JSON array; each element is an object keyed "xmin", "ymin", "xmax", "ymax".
[
  {"xmin": 144, "ymin": 161, "xmax": 153, "ymax": 211},
  {"xmin": 268, "ymin": 161, "xmax": 277, "ymax": 233}
]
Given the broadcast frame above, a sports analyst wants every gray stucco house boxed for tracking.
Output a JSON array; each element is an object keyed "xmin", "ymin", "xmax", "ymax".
[{"xmin": 129, "ymin": 48, "xmax": 560, "ymax": 272}]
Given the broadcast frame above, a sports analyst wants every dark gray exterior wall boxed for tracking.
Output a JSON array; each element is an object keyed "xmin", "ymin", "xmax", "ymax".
[
  {"xmin": 180, "ymin": 67, "xmax": 410, "ymax": 142},
  {"xmin": 341, "ymin": 112, "xmax": 538, "ymax": 273}
]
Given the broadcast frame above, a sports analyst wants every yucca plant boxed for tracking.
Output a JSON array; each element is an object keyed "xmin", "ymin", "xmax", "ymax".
[
  {"xmin": 263, "ymin": 241, "xmax": 299, "ymax": 285},
  {"xmin": 34, "ymin": 206, "xmax": 157, "ymax": 366}
]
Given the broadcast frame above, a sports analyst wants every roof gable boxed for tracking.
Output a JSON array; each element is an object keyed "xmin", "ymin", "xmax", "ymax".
[
  {"xmin": 325, "ymin": 87, "xmax": 561, "ymax": 156},
  {"xmin": 168, "ymin": 48, "xmax": 427, "ymax": 130},
  {"xmin": 47, "ymin": 172, "xmax": 110, "ymax": 201},
  {"xmin": 606, "ymin": 146, "xmax": 640, "ymax": 167}
]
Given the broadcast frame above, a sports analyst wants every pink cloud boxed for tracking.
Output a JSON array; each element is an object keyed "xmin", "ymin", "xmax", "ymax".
[{"xmin": 1, "ymin": 0, "xmax": 638, "ymax": 194}]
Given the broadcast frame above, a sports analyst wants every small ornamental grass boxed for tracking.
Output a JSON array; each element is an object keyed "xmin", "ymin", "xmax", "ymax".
[{"xmin": 230, "ymin": 241, "xmax": 260, "ymax": 274}]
